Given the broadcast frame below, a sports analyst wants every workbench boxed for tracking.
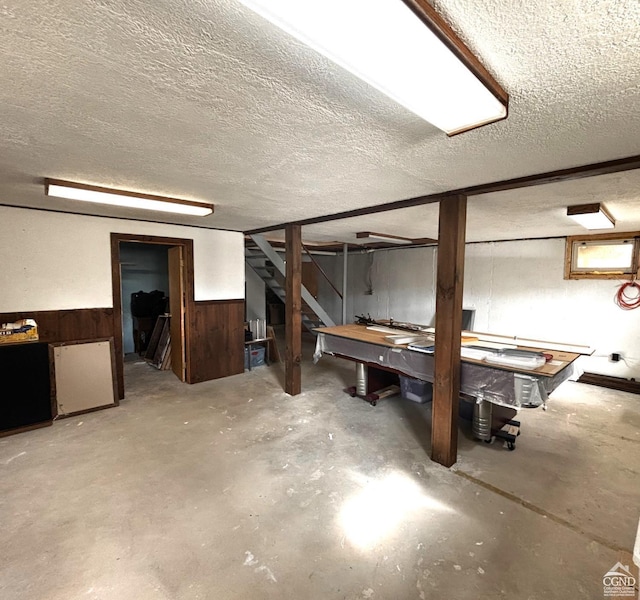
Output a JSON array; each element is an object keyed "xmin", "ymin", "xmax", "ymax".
[{"xmin": 314, "ymin": 324, "xmax": 586, "ymax": 449}]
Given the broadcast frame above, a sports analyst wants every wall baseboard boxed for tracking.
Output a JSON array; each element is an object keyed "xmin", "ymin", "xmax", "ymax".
[{"xmin": 578, "ymin": 372, "xmax": 640, "ymax": 395}]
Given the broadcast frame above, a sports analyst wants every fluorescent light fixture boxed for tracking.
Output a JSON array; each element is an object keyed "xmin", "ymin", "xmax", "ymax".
[
  {"xmin": 238, "ymin": 0, "xmax": 508, "ymax": 135},
  {"xmin": 44, "ymin": 179, "xmax": 214, "ymax": 217},
  {"xmin": 567, "ymin": 203, "xmax": 615, "ymax": 230}
]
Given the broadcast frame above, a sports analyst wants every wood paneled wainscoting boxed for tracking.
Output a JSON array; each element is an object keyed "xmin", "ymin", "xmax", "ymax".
[
  {"xmin": 0, "ymin": 308, "xmax": 114, "ymax": 345},
  {"xmin": 2, "ymin": 301, "xmax": 244, "ymax": 401},
  {"xmin": 188, "ymin": 299, "xmax": 245, "ymax": 384},
  {"xmin": 1, "ymin": 307, "xmax": 118, "ymax": 400}
]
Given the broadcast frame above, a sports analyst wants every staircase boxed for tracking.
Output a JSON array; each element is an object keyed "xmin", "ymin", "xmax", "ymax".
[{"xmin": 245, "ymin": 234, "xmax": 336, "ymax": 333}]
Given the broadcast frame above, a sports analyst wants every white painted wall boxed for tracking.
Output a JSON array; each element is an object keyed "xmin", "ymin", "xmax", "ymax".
[
  {"xmin": 245, "ymin": 263, "xmax": 266, "ymax": 321},
  {"xmin": 0, "ymin": 206, "xmax": 245, "ymax": 312},
  {"xmin": 312, "ymin": 255, "xmax": 344, "ymax": 325},
  {"xmin": 334, "ymin": 239, "xmax": 640, "ymax": 378}
]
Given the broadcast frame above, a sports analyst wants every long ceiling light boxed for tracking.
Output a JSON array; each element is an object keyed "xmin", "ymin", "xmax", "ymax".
[
  {"xmin": 44, "ymin": 179, "xmax": 214, "ymax": 216},
  {"xmin": 567, "ymin": 203, "xmax": 615, "ymax": 230},
  {"xmin": 238, "ymin": 0, "xmax": 508, "ymax": 135}
]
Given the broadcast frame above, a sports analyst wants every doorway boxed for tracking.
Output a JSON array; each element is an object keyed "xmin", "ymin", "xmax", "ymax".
[
  {"xmin": 120, "ymin": 242, "xmax": 170, "ymax": 356},
  {"xmin": 111, "ymin": 234, "xmax": 194, "ymax": 398}
]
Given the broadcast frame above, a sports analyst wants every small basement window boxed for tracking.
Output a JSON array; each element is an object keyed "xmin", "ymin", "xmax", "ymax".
[{"xmin": 565, "ymin": 232, "xmax": 639, "ymax": 279}]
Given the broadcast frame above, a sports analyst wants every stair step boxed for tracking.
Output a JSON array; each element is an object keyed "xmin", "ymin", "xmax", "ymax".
[
  {"xmin": 247, "ymin": 233, "xmax": 336, "ymax": 328},
  {"xmin": 302, "ymin": 319, "xmax": 322, "ymax": 326}
]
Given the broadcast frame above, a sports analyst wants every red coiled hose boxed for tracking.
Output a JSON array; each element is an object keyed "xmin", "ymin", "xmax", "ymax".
[{"xmin": 615, "ymin": 281, "xmax": 640, "ymax": 310}]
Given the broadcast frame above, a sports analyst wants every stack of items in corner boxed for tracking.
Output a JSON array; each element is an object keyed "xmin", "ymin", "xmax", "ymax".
[
  {"xmin": 143, "ymin": 315, "xmax": 172, "ymax": 370},
  {"xmin": 0, "ymin": 319, "xmax": 39, "ymax": 344}
]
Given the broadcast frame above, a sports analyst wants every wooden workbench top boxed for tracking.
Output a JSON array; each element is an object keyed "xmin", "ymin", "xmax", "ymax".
[{"xmin": 315, "ymin": 324, "xmax": 582, "ymax": 378}]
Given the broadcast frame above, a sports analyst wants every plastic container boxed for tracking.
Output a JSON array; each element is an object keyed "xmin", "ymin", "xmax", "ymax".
[
  {"xmin": 485, "ymin": 353, "xmax": 545, "ymax": 370},
  {"xmin": 400, "ymin": 376, "xmax": 432, "ymax": 403},
  {"xmin": 249, "ymin": 347, "xmax": 266, "ymax": 368}
]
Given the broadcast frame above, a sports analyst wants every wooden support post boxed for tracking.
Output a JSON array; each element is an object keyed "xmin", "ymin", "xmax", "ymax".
[
  {"xmin": 432, "ymin": 195, "xmax": 467, "ymax": 467},
  {"xmin": 285, "ymin": 224, "xmax": 302, "ymax": 396}
]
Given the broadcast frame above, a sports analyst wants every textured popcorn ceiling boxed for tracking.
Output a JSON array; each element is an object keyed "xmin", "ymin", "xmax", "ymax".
[{"xmin": 0, "ymin": 0, "xmax": 639, "ymax": 241}]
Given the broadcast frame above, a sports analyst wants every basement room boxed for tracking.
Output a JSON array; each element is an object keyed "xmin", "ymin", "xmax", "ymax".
[{"xmin": 1, "ymin": 1, "xmax": 638, "ymax": 599}]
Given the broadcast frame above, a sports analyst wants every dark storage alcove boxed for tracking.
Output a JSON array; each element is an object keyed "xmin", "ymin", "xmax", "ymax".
[{"xmin": 0, "ymin": 342, "xmax": 52, "ymax": 434}]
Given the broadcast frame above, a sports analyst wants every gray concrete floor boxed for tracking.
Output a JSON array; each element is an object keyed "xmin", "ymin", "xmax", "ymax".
[{"xmin": 1, "ymin": 345, "xmax": 638, "ymax": 599}]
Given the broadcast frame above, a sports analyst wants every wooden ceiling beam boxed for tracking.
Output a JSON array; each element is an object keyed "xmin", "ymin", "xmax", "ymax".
[{"xmin": 244, "ymin": 153, "xmax": 640, "ymax": 235}]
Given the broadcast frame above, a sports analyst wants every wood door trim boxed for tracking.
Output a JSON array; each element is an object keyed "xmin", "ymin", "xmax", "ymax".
[
  {"xmin": 114, "ymin": 234, "xmax": 197, "ymax": 254},
  {"xmin": 111, "ymin": 233, "xmax": 195, "ymax": 398},
  {"xmin": 168, "ymin": 246, "xmax": 186, "ymax": 382}
]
